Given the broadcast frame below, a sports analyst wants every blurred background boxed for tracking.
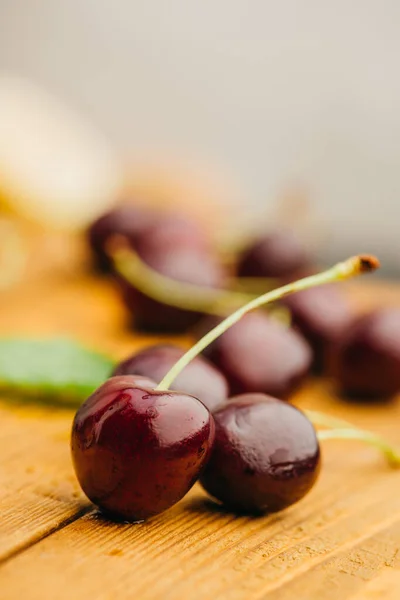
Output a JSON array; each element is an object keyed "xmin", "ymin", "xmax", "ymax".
[{"xmin": 0, "ymin": 0, "xmax": 399, "ymax": 272}]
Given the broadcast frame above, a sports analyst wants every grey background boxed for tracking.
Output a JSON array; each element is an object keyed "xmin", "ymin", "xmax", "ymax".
[{"xmin": 0, "ymin": 1, "xmax": 399, "ymax": 270}]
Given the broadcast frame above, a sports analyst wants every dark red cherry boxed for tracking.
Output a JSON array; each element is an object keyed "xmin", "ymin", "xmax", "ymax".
[
  {"xmin": 119, "ymin": 246, "xmax": 227, "ymax": 332},
  {"xmin": 200, "ymin": 394, "xmax": 321, "ymax": 513},
  {"xmin": 282, "ymin": 285, "xmax": 354, "ymax": 372},
  {"xmin": 136, "ymin": 213, "xmax": 210, "ymax": 255},
  {"xmin": 71, "ymin": 376, "xmax": 215, "ymax": 521},
  {"xmin": 237, "ymin": 228, "xmax": 312, "ymax": 280},
  {"xmin": 87, "ymin": 205, "xmax": 155, "ymax": 272},
  {"xmin": 197, "ymin": 312, "xmax": 312, "ymax": 398},
  {"xmin": 113, "ymin": 344, "xmax": 228, "ymax": 411},
  {"xmin": 330, "ymin": 308, "xmax": 400, "ymax": 398}
]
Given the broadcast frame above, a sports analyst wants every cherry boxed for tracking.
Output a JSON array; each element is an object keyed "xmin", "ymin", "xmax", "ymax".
[
  {"xmin": 117, "ymin": 245, "xmax": 227, "ymax": 332},
  {"xmin": 136, "ymin": 213, "xmax": 211, "ymax": 255},
  {"xmin": 237, "ymin": 228, "xmax": 312, "ymax": 281},
  {"xmin": 71, "ymin": 375, "xmax": 215, "ymax": 521},
  {"xmin": 196, "ymin": 312, "xmax": 312, "ymax": 398},
  {"xmin": 330, "ymin": 308, "xmax": 400, "ymax": 398},
  {"xmin": 200, "ymin": 394, "xmax": 321, "ymax": 513},
  {"xmin": 282, "ymin": 285, "xmax": 354, "ymax": 372},
  {"xmin": 87, "ymin": 205, "xmax": 155, "ymax": 272},
  {"xmin": 113, "ymin": 344, "xmax": 228, "ymax": 412}
]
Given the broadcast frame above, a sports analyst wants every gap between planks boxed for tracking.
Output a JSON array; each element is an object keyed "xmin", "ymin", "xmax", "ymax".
[{"xmin": 0, "ymin": 506, "xmax": 92, "ymax": 566}]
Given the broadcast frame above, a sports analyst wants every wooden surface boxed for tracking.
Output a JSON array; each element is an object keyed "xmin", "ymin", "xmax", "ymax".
[{"xmin": 1, "ymin": 232, "xmax": 400, "ymax": 600}]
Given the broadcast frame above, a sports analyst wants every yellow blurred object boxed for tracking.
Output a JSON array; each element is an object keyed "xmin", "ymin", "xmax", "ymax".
[
  {"xmin": 0, "ymin": 218, "xmax": 26, "ymax": 290},
  {"xmin": 0, "ymin": 76, "xmax": 123, "ymax": 230}
]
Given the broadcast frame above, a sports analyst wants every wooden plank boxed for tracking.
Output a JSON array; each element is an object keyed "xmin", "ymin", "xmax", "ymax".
[
  {"xmin": 1, "ymin": 231, "xmax": 400, "ymax": 598},
  {"xmin": 0, "ymin": 404, "xmax": 87, "ymax": 561},
  {"xmin": 0, "ymin": 386, "xmax": 399, "ymax": 599},
  {"xmin": 261, "ymin": 520, "xmax": 400, "ymax": 600}
]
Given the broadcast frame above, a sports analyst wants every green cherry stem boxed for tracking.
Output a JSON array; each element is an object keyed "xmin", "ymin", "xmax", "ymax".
[
  {"xmin": 156, "ymin": 254, "xmax": 379, "ymax": 391},
  {"xmin": 306, "ymin": 409, "xmax": 400, "ymax": 467},
  {"xmin": 317, "ymin": 428, "xmax": 400, "ymax": 467},
  {"xmin": 304, "ymin": 409, "xmax": 356, "ymax": 430},
  {"xmin": 228, "ymin": 275, "xmax": 279, "ymax": 294},
  {"xmin": 110, "ymin": 243, "xmax": 260, "ymax": 317}
]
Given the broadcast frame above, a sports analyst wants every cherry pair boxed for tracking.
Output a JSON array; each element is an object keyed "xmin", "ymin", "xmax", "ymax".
[{"xmin": 71, "ymin": 256, "xmax": 400, "ymax": 522}]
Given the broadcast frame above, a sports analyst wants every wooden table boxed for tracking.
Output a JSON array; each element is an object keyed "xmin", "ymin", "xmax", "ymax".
[{"xmin": 1, "ymin": 233, "xmax": 400, "ymax": 599}]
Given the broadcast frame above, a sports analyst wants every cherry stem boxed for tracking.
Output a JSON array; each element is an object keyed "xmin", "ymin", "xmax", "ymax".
[
  {"xmin": 110, "ymin": 243, "xmax": 260, "ymax": 317},
  {"xmin": 317, "ymin": 428, "xmax": 400, "ymax": 467},
  {"xmin": 156, "ymin": 254, "xmax": 379, "ymax": 391},
  {"xmin": 306, "ymin": 409, "xmax": 400, "ymax": 467},
  {"xmin": 304, "ymin": 409, "xmax": 356, "ymax": 429},
  {"xmin": 228, "ymin": 275, "xmax": 278, "ymax": 294}
]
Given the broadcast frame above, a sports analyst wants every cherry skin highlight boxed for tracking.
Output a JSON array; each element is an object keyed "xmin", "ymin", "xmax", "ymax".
[
  {"xmin": 113, "ymin": 344, "xmax": 228, "ymax": 412},
  {"xmin": 196, "ymin": 311, "xmax": 312, "ymax": 398},
  {"xmin": 118, "ymin": 245, "xmax": 227, "ymax": 332},
  {"xmin": 87, "ymin": 205, "xmax": 155, "ymax": 272},
  {"xmin": 282, "ymin": 285, "xmax": 354, "ymax": 372},
  {"xmin": 200, "ymin": 394, "xmax": 321, "ymax": 513},
  {"xmin": 71, "ymin": 376, "xmax": 215, "ymax": 521},
  {"xmin": 112, "ymin": 374, "xmax": 158, "ymax": 390},
  {"xmin": 237, "ymin": 228, "xmax": 312, "ymax": 280},
  {"xmin": 330, "ymin": 308, "xmax": 400, "ymax": 398}
]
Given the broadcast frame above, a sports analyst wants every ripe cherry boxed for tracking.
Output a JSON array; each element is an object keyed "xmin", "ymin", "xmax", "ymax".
[
  {"xmin": 200, "ymin": 394, "xmax": 321, "ymax": 513},
  {"xmin": 71, "ymin": 375, "xmax": 215, "ymax": 521},
  {"xmin": 136, "ymin": 213, "xmax": 211, "ymax": 255},
  {"xmin": 196, "ymin": 312, "xmax": 312, "ymax": 398},
  {"xmin": 282, "ymin": 285, "xmax": 354, "ymax": 372},
  {"xmin": 330, "ymin": 308, "xmax": 400, "ymax": 398},
  {"xmin": 237, "ymin": 228, "xmax": 312, "ymax": 281},
  {"xmin": 118, "ymin": 246, "xmax": 227, "ymax": 332},
  {"xmin": 87, "ymin": 205, "xmax": 155, "ymax": 272},
  {"xmin": 113, "ymin": 344, "xmax": 228, "ymax": 412}
]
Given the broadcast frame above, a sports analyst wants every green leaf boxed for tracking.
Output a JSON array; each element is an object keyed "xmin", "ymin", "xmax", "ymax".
[{"xmin": 0, "ymin": 338, "xmax": 115, "ymax": 405}]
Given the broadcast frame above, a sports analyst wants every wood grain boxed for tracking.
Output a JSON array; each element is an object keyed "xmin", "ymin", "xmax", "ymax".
[
  {"xmin": 0, "ymin": 404, "xmax": 88, "ymax": 561},
  {"xmin": 0, "ymin": 231, "xmax": 400, "ymax": 599}
]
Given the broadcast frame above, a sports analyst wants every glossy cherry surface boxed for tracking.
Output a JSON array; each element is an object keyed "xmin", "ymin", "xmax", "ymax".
[
  {"xmin": 113, "ymin": 344, "xmax": 228, "ymax": 411},
  {"xmin": 237, "ymin": 229, "xmax": 311, "ymax": 280},
  {"xmin": 330, "ymin": 308, "xmax": 400, "ymax": 398},
  {"xmin": 200, "ymin": 394, "xmax": 321, "ymax": 513},
  {"xmin": 197, "ymin": 311, "xmax": 312, "ymax": 398},
  {"xmin": 119, "ymin": 246, "xmax": 227, "ymax": 332},
  {"xmin": 71, "ymin": 376, "xmax": 215, "ymax": 521},
  {"xmin": 282, "ymin": 285, "xmax": 353, "ymax": 372},
  {"xmin": 87, "ymin": 205, "xmax": 155, "ymax": 271}
]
